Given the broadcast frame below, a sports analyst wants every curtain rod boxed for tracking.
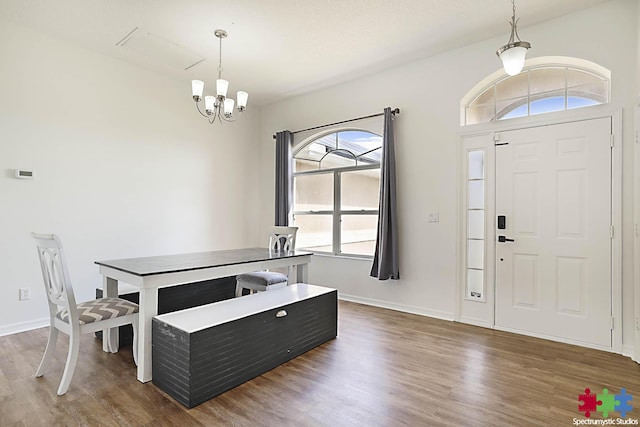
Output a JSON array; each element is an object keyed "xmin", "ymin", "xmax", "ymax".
[{"xmin": 272, "ymin": 107, "xmax": 400, "ymax": 139}]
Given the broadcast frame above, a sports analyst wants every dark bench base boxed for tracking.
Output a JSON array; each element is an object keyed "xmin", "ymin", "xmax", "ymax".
[{"xmin": 152, "ymin": 284, "xmax": 338, "ymax": 408}]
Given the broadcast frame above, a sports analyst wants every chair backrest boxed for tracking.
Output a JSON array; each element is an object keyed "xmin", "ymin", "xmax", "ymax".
[
  {"xmin": 31, "ymin": 233, "xmax": 77, "ymax": 319},
  {"xmin": 268, "ymin": 226, "xmax": 298, "ymax": 253}
]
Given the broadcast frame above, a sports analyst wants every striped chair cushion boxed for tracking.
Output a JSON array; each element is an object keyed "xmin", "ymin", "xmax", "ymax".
[{"xmin": 56, "ymin": 297, "xmax": 139, "ymax": 325}]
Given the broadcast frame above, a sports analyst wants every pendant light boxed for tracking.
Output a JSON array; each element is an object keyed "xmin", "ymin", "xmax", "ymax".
[
  {"xmin": 191, "ymin": 29, "xmax": 248, "ymax": 124},
  {"xmin": 496, "ymin": 0, "xmax": 531, "ymax": 76}
]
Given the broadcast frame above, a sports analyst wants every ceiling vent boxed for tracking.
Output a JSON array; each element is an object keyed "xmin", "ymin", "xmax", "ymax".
[{"xmin": 116, "ymin": 27, "xmax": 205, "ymax": 71}]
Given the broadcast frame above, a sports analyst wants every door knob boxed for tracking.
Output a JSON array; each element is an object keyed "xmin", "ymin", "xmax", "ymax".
[{"xmin": 498, "ymin": 235, "xmax": 515, "ymax": 243}]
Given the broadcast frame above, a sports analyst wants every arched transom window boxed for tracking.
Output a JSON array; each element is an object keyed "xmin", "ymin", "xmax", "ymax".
[
  {"xmin": 292, "ymin": 130, "xmax": 381, "ymax": 257},
  {"xmin": 462, "ymin": 57, "xmax": 610, "ymax": 125}
]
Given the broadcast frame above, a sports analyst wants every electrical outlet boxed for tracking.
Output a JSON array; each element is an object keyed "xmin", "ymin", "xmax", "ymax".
[
  {"xmin": 428, "ymin": 212, "xmax": 440, "ymax": 222},
  {"xmin": 19, "ymin": 288, "xmax": 31, "ymax": 301}
]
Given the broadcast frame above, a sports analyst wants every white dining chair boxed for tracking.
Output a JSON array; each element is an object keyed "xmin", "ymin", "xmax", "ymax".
[
  {"xmin": 235, "ymin": 226, "xmax": 298, "ymax": 297},
  {"xmin": 31, "ymin": 233, "xmax": 139, "ymax": 395}
]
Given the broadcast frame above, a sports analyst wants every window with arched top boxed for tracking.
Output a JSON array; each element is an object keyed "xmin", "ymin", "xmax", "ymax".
[
  {"xmin": 461, "ymin": 57, "xmax": 610, "ymax": 125},
  {"xmin": 292, "ymin": 130, "xmax": 381, "ymax": 257}
]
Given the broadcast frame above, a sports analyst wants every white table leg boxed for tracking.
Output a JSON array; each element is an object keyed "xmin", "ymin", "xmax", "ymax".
[
  {"xmin": 296, "ymin": 262, "xmax": 309, "ymax": 283},
  {"xmin": 137, "ymin": 288, "xmax": 157, "ymax": 383},
  {"xmin": 287, "ymin": 265, "xmax": 294, "ymax": 283},
  {"xmin": 103, "ymin": 277, "xmax": 119, "ymax": 353}
]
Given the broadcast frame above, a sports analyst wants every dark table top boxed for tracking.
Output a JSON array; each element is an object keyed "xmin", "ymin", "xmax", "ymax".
[{"xmin": 95, "ymin": 247, "xmax": 311, "ymax": 277}]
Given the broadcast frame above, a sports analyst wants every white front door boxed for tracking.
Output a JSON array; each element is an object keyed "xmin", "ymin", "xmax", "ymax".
[{"xmin": 495, "ymin": 117, "xmax": 612, "ymax": 349}]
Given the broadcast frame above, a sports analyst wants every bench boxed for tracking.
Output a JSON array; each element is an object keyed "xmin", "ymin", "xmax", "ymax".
[{"xmin": 151, "ymin": 283, "xmax": 337, "ymax": 408}]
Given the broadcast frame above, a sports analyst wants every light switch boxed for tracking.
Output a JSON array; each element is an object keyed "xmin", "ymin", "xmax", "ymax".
[
  {"xmin": 428, "ymin": 212, "xmax": 439, "ymax": 222},
  {"xmin": 15, "ymin": 169, "xmax": 35, "ymax": 179}
]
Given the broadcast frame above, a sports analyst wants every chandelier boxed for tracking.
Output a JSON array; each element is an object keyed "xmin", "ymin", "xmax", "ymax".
[
  {"xmin": 496, "ymin": 0, "xmax": 531, "ymax": 76},
  {"xmin": 191, "ymin": 29, "xmax": 248, "ymax": 123}
]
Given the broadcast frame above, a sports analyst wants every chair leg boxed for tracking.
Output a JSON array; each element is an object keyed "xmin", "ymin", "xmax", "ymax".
[
  {"xmin": 57, "ymin": 332, "xmax": 80, "ymax": 395},
  {"xmin": 105, "ymin": 327, "xmax": 119, "ymax": 353},
  {"xmin": 35, "ymin": 326, "xmax": 59, "ymax": 377},
  {"xmin": 235, "ymin": 281, "xmax": 244, "ymax": 298},
  {"xmin": 132, "ymin": 316, "xmax": 138, "ymax": 366}
]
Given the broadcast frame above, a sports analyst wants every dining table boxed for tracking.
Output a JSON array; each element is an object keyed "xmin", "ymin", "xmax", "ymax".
[{"xmin": 95, "ymin": 247, "xmax": 312, "ymax": 383}]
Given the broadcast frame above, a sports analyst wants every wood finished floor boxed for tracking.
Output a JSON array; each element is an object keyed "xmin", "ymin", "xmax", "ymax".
[{"xmin": 2, "ymin": 300, "xmax": 640, "ymax": 426}]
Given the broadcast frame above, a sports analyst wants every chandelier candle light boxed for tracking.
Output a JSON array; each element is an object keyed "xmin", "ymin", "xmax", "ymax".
[
  {"xmin": 496, "ymin": 0, "xmax": 531, "ymax": 76},
  {"xmin": 191, "ymin": 29, "xmax": 248, "ymax": 123}
]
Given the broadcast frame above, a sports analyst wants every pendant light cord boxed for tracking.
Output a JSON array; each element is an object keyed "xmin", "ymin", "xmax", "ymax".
[{"xmin": 218, "ymin": 34, "xmax": 223, "ymax": 79}]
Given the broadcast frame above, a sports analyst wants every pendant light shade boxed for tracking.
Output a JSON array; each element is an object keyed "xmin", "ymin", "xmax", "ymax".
[
  {"xmin": 497, "ymin": 44, "xmax": 529, "ymax": 76},
  {"xmin": 191, "ymin": 80, "xmax": 204, "ymax": 101},
  {"xmin": 204, "ymin": 96, "xmax": 215, "ymax": 113},
  {"xmin": 223, "ymin": 98, "xmax": 235, "ymax": 116},
  {"xmin": 216, "ymin": 79, "xmax": 229, "ymax": 97},
  {"xmin": 236, "ymin": 91, "xmax": 248, "ymax": 110}
]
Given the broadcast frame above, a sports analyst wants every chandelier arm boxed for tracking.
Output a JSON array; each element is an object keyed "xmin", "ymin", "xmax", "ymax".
[
  {"xmin": 507, "ymin": 0, "xmax": 518, "ymax": 44},
  {"xmin": 513, "ymin": 18, "xmax": 522, "ymax": 42},
  {"xmin": 195, "ymin": 102, "xmax": 209, "ymax": 118},
  {"xmin": 507, "ymin": 20, "xmax": 515, "ymax": 44},
  {"xmin": 214, "ymin": 107, "xmax": 224, "ymax": 124},
  {"xmin": 219, "ymin": 111, "xmax": 244, "ymax": 123}
]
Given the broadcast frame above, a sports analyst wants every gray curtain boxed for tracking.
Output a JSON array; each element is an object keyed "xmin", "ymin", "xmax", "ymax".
[
  {"xmin": 370, "ymin": 107, "xmax": 400, "ymax": 280},
  {"xmin": 275, "ymin": 130, "xmax": 293, "ymax": 226}
]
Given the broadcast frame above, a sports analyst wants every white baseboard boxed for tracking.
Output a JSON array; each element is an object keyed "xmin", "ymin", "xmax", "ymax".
[
  {"xmin": 622, "ymin": 343, "xmax": 635, "ymax": 359},
  {"xmin": 338, "ymin": 293, "xmax": 454, "ymax": 321},
  {"xmin": 494, "ymin": 324, "xmax": 613, "ymax": 353},
  {"xmin": 457, "ymin": 316, "xmax": 493, "ymax": 329},
  {"xmin": 0, "ymin": 318, "xmax": 49, "ymax": 337}
]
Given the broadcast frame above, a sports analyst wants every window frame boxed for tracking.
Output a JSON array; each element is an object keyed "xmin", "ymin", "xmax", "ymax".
[
  {"xmin": 292, "ymin": 130, "xmax": 382, "ymax": 259},
  {"xmin": 460, "ymin": 57, "xmax": 611, "ymax": 126}
]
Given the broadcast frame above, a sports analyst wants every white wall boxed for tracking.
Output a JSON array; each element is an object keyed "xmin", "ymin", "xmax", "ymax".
[
  {"xmin": 0, "ymin": 21, "xmax": 262, "ymax": 335},
  {"xmin": 634, "ymin": 2, "xmax": 640, "ymax": 362},
  {"xmin": 259, "ymin": 0, "xmax": 639, "ymax": 345}
]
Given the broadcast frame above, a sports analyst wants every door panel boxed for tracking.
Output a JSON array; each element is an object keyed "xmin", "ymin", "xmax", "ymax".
[
  {"xmin": 495, "ymin": 117, "xmax": 612, "ymax": 348},
  {"xmin": 512, "ymin": 254, "xmax": 538, "ymax": 308}
]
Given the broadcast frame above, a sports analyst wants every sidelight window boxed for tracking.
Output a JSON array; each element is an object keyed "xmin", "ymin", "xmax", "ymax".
[{"xmin": 466, "ymin": 150, "xmax": 485, "ymax": 300}]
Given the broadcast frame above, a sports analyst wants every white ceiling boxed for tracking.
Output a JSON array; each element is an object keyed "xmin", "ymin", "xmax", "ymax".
[{"xmin": 0, "ymin": 0, "xmax": 608, "ymax": 106}]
